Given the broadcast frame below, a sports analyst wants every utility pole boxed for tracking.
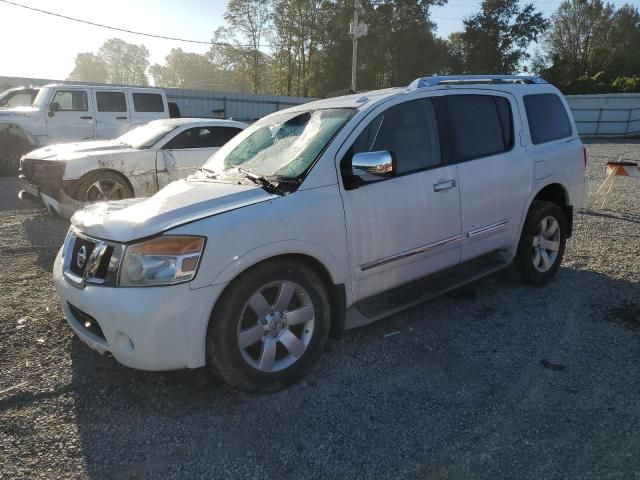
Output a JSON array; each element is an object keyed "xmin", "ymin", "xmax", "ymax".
[{"xmin": 350, "ymin": 0, "xmax": 367, "ymax": 93}]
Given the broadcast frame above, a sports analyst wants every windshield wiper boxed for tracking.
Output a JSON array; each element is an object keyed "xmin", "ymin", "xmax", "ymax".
[
  {"xmin": 198, "ymin": 166, "xmax": 218, "ymax": 178},
  {"xmin": 236, "ymin": 167, "xmax": 285, "ymax": 196}
]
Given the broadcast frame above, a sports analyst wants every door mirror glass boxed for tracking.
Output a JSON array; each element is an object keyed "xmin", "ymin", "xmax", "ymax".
[{"xmin": 352, "ymin": 150, "xmax": 395, "ymax": 179}]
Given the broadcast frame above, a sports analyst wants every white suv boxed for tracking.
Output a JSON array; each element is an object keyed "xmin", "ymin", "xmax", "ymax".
[
  {"xmin": 53, "ymin": 75, "xmax": 586, "ymax": 392},
  {"xmin": 0, "ymin": 84, "xmax": 171, "ymax": 174}
]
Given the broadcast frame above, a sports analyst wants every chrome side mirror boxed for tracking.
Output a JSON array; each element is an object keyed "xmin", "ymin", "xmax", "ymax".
[{"xmin": 352, "ymin": 150, "xmax": 395, "ymax": 179}]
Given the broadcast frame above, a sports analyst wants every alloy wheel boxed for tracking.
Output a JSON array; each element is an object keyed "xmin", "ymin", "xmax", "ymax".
[
  {"xmin": 532, "ymin": 215, "xmax": 561, "ymax": 273},
  {"xmin": 236, "ymin": 280, "xmax": 315, "ymax": 373}
]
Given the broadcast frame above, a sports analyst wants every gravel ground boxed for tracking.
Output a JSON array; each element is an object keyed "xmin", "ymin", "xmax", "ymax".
[{"xmin": 0, "ymin": 140, "xmax": 639, "ymax": 480}]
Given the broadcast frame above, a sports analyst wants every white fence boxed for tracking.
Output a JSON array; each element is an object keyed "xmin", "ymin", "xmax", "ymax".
[{"xmin": 565, "ymin": 94, "xmax": 640, "ymax": 137}]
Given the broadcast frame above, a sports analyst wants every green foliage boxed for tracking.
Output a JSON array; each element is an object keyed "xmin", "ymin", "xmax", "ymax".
[
  {"xmin": 540, "ymin": 1, "xmax": 640, "ymax": 85},
  {"xmin": 455, "ymin": 0, "xmax": 548, "ymax": 74},
  {"xmin": 150, "ymin": 49, "xmax": 219, "ymax": 89},
  {"xmin": 556, "ymin": 71, "xmax": 640, "ymax": 94},
  {"xmin": 68, "ymin": 39, "xmax": 149, "ymax": 86}
]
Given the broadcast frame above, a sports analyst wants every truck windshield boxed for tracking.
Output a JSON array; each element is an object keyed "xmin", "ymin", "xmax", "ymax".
[
  {"xmin": 203, "ymin": 108, "xmax": 355, "ymax": 180},
  {"xmin": 117, "ymin": 123, "xmax": 178, "ymax": 149}
]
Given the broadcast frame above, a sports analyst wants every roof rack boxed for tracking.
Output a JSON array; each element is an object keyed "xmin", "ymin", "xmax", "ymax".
[{"xmin": 409, "ymin": 75, "xmax": 547, "ymax": 88}]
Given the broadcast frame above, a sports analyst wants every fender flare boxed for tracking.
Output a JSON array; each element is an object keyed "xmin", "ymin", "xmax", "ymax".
[
  {"xmin": 514, "ymin": 176, "xmax": 571, "ymax": 247},
  {"xmin": 202, "ymin": 239, "xmax": 351, "ymax": 304},
  {"xmin": 0, "ymin": 123, "xmax": 36, "ymax": 146}
]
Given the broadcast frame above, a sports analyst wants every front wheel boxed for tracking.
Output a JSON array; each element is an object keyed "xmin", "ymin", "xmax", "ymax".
[
  {"xmin": 74, "ymin": 171, "xmax": 134, "ymax": 203},
  {"xmin": 206, "ymin": 259, "xmax": 331, "ymax": 392},
  {"xmin": 514, "ymin": 200, "xmax": 567, "ymax": 286}
]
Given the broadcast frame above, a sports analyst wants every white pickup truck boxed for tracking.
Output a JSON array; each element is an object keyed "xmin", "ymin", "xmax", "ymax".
[{"xmin": 0, "ymin": 84, "xmax": 173, "ymax": 175}]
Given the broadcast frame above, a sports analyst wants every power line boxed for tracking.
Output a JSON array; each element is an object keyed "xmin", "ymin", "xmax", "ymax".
[{"xmin": 0, "ymin": 0, "xmax": 225, "ymax": 46}]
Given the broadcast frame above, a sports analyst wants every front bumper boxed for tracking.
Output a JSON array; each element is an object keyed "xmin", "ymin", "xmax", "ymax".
[
  {"xmin": 53, "ymin": 249, "xmax": 226, "ymax": 371},
  {"xmin": 19, "ymin": 179, "xmax": 83, "ymax": 218}
]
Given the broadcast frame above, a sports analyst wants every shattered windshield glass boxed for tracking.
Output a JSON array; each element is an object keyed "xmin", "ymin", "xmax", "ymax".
[{"xmin": 203, "ymin": 108, "xmax": 355, "ymax": 180}]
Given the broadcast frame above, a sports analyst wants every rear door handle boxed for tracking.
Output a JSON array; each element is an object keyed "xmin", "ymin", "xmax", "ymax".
[
  {"xmin": 116, "ymin": 116, "xmax": 128, "ymax": 120},
  {"xmin": 433, "ymin": 179, "xmax": 456, "ymax": 192},
  {"xmin": 80, "ymin": 116, "xmax": 92, "ymax": 120}
]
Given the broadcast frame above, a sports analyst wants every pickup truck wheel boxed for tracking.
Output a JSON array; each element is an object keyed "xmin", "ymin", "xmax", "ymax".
[
  {"xmin": 75, "ymin": 171, "xmax": 134, "ymax": 202},
  {"xmin": 514, "ymin": 200, "xmax": 567, "ymax": 286},
  {"xmin": 206, "ymin": 259, "xmax": 331, "ymax": 392},
  {"xmin": 0, "ymin": 132, "xmax": 30, "ymax": 177}
]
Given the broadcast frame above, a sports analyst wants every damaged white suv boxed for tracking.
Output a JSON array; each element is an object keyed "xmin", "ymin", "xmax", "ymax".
[{"xmin": 53, "ymin": 75, "xmax": 586, "ymax": 392}]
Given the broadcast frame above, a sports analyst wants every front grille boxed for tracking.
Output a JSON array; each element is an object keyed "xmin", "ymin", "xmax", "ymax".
[
  {"xmin": 68, "ymin": 303, "xmax": 106, "ymax": 340},
  {"xmin": 19, "ymin": 158, "xmax": 66, "ymax": 198},
  {"xmin": 69, "ymin": 237, "xmax": 96, "ymax": 277},
  {"xmin": 62, "ymin": 230, "xmax": 124, "ymax": 288}
]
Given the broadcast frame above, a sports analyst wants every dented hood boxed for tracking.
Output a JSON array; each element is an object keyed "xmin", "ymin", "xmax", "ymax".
[
  {"xmin": 71, "ymin": 178, "xmax": 277, "ymax": 242},
  {"xmin": 25, "ymin": 140, "xmax": 137, "ymax": 161}
]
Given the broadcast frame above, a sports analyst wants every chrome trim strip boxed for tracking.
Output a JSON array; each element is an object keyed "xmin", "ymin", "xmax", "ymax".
[
  {"xmin": 467, "ymin": 219, "xmax": 509, "ymax": 238},
  {"xmin": 360, "ymin": 234, "xmax": 464, "ymax": 271}
]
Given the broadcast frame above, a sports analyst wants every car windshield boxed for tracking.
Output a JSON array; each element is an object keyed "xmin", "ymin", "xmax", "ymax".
[
  {"xmin": 203, "ymin": 108, "xmax": 355, "ymax": 180},
  {"xmin": 117, "ymin": 123, "xmax": 178, "ymax": 149}
]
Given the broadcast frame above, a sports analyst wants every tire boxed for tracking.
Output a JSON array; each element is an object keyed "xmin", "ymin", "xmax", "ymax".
[
  {"xmin": 514, "ymin": 200, "xmax": 567, "ymax": 286},
  {"xmin": 0, "ymin": 132, "xmax": 31, "ymax": 177},
  {"xmin": 206, "ymin": 259, "xmax": 331, "ymax": 392},
  {"xmin": 74, "ymin": 170, "xmax": 134, "ymax": 203}
]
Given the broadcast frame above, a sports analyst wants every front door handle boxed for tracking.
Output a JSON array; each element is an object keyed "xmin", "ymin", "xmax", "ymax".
[
  {"xmin": 433, "ymin": 179, "xmax": 456, "ymax": 192},
  {"xmin": 116, "ymin": 116, "xmax": 128, "ymax": 120},
  {"xmin": 80, "ymin": 116, "xmax": 92, "ymax": 120}
]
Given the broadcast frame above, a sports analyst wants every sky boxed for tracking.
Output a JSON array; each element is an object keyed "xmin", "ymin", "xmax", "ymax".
[{"xmin": 1, "ymin": 0, "xmax": 639, "ymax": 81}]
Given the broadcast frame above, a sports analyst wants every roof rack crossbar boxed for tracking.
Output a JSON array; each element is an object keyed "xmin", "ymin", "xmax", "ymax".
[{"xmin": 409, "ymin": 75, "xmax": 547, "ymax": 88}]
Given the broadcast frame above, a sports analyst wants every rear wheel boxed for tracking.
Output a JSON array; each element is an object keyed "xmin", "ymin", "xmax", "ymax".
[
  {"xmin": 74, "ymin": 171, "xmax": 134, "ymax": 202},
  {"xmin": 206, "ymin": 259, "xmax": 331, "ymax": 392},
  {"xmin": 514, "ymin": 200, "xmax": 567, "ymax": 286},
  {"xmin": 0, "ymin": 132, "xmax": 31, "ymax": 177}
]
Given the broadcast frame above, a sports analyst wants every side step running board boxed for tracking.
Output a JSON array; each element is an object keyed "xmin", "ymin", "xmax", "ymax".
[{"xmin": 345, "ymin": 252, "xmax": 511, "ymax": 329}]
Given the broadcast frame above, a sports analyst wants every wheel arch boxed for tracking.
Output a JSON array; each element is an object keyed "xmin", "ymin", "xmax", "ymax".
[
  {"xmin": 0, "ymin": 123, "xmax": 37, "ymax": 146},
  {"xmin": 519, "ymin": 181, "xmax": 573, "ymax": 239},
  {"xmin": 69, "ymin": 168, "xmax": 135, "ymax": 199},
  {"xmin": 209, "ymin": 251, "xmax": 348, "ymax": 340}
]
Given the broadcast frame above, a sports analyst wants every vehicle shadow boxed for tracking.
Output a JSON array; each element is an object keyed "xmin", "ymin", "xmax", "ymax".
[
  {"xmin": 21, "ymin": 211, "xmax": 69, "ymax": 272},
  {"xmin": 68, "ymin": 266, "xmax": 640, "ymax": 479}
]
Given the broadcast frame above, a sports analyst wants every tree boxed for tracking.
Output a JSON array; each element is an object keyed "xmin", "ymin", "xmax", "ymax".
[
  {"xmin": 608, "ymin": 5, "xmax": 640, "ymax": 78},
  {"xmin": 68, "ymin": 53, "xmax": 109, "ymax": 83},
  {"xmin": 150, "ymin": 49, "xmax": 218, "ymax": 89},
  {"xmin": 455, "ymin": 0, "xmax": 548, "ymax": 74},
  {"xmin": 68, "ymin": 38, "xmax": 150, "ymax": 85},
  {"xmin": 542, "ymin": 0, "xmax": 616, "ymax": 82},
  {"xmin": 224, "ymin": 0, "xmax": 271, "ymax": 93},
  {"xmin": 99, "ymin": 39, "xmax": 150, "ymax": 85}
]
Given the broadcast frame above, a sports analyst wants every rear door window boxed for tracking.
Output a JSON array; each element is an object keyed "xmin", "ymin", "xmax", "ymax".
[
  {"xmin": 132, "ymin": 93, "xmax": 164, "ymax": 112},
  {"xmin": 524, "ymin": 93, "xmax": 573, "ymax": 145},
  {"xmin": 446, "ymin": 94, "xmax": 513, "ymax": 161},
  {"xmin": 96, "ymin": 91, "xmax": 127, "ymax": 112}
]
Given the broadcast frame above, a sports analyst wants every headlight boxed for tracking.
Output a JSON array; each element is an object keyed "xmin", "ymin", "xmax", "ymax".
[{"xmin": 119, "ymin": 235, "xmax": 205, "ymax": 287}]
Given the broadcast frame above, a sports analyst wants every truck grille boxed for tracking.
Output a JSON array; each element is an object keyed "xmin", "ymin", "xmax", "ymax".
[{"xmin": 62, "ymin": 230, "xmax": 122, "ymax": 289}]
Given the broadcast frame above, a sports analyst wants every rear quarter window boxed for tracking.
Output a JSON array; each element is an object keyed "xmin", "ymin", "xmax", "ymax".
[
  {"xmin": 132, "ymin": 93, "xmax": 165, "ymax": 113},
  {"xmin": 524, "ymin": 93, "xmax": 573, "ymax": 145}
]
